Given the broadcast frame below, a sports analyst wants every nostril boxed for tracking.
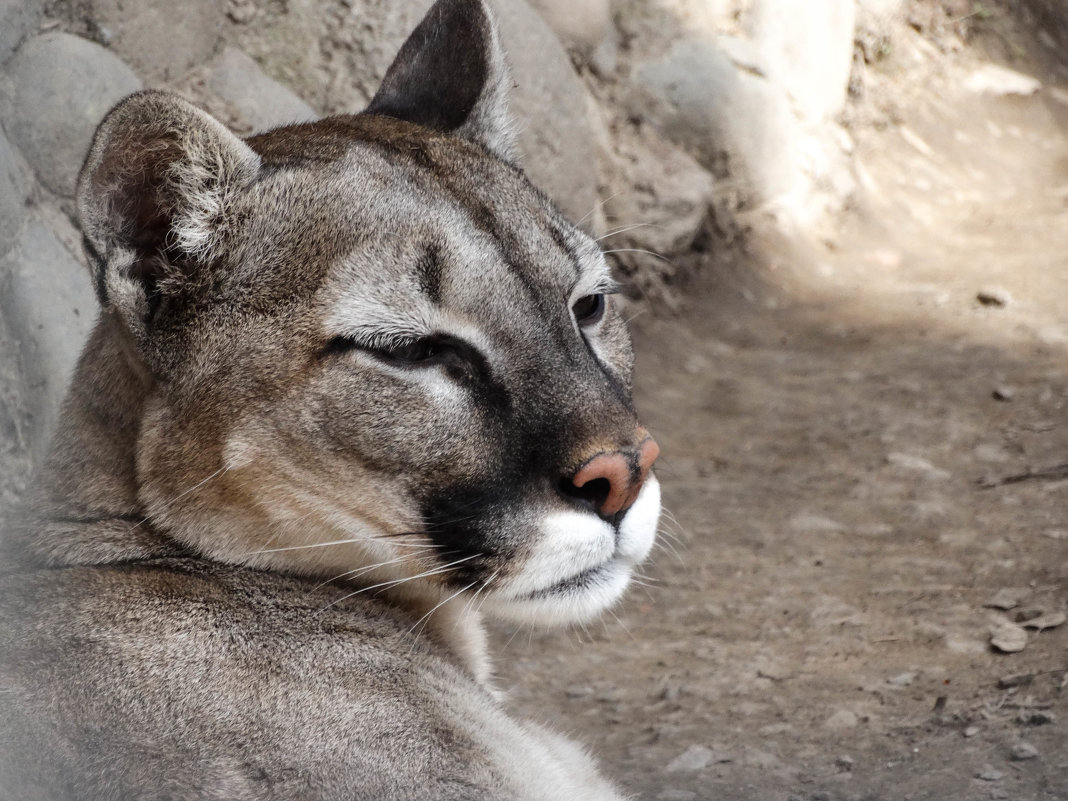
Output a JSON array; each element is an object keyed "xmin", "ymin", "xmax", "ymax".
[
  {"xmin": 562, "ymin": 451, "xmax": 635, "ymax": 519},
  {"xmin": 558, "ymin": 475, "xmax": 612, "ymax": 512}
]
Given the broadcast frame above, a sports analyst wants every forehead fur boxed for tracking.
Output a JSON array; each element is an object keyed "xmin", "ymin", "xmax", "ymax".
[{"xmin": 217, "ymin": 114, "xmax": 604, "ymax": 311}]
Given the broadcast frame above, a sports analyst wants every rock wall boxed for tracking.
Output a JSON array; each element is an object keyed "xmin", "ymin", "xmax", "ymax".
[{"xmin": 0, "ymin": 0, "xmax": 872, "ymax": 503}]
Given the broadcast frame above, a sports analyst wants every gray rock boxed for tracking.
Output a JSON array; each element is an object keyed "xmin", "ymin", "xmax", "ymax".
[
  {"xmin": 1009, "ymin": 741, "xmax": 1039, "ymax": 761},
  {"xmin": 976, "ymin": 764, "xmax": 1004, "ymax": 781},
  {"xmin": 601, "ymin": 129, "xmax": 715, "ymax": 260},
  {"xmin": 489, "ymin": 0, "xmax": 601, "ymax": 228},
  {"xmin": 0, "ymin": 130, "xmax": 33, "ymax": 256},
  {"xmin": 0, "ymin": 0, "xmax": 42, "ymax": 66},
  {"xmin": 55, "ymin": 0, "xmax": 227, "ymax": 83},
  {"xmin": 989, "ymin": 620, "xmax": 1028, "ymax": 653},
  {"xmin": 665, "ymin": 744, "xmax": 715, "ymax": 772},
  {"xmin": 823, "ymin": 709, "xmax": 858, "ymax": 729},
  {"xmin": 886, "ymin": 671, "xmax": 916, "ymax": 688},
  {"xmin": 633, "ymin": 36, "xmax": 805, "ymax": 207},
  {"xmin": 0, "ymin": 218, "xmax": 97, "ymax": 457},
  {"xmin": 0, "ymin": 33, "xmax": 141, "ymax": 197},
  {"xmin": 197, "ymin": 47, "xmax": 318, "ymax": 135},
  {"xmin": 526, "ymin": 0, "xmax": 612, "ymax": 53},
  {"xmin": 746, "ymin": 0, "xmax": 856, "ymax": 124}
]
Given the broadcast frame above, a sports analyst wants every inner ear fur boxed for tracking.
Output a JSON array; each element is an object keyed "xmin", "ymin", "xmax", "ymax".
[
  {"xmin": 366, "ymin": 0, "xmax": 517, "ymax": 160},
  {"xmin": 76, "ymin": 90, "xmax": 260, "ymax": 340}
]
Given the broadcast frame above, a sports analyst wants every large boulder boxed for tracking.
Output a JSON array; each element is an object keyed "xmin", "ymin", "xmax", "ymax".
[
  {"xmin": 746, "ymin": 0, "xmax": 855, "ymax": 125},
  {"xmin": 178, "ymin": 47, "xmax": 319, "ymax": 136},
  {"xmin": 0, "ymin": 33, "xmax": 141, "ymax": 197},
  {"xmin": 0, "ymin": 0, "xmax": 41, "ymax": 66},
  {"xmin": 62, "ymin": 0, "xmax": 227, "ymax": 83},
  {"xmin": 525, "ymin": 0, "xmax": 612, "ymax": 53},
  {"xmin": 0, "ymin": 131, "xmax": 33, "ymax": 258},
  {"xmin": 0, "ymin": 218, "xmax": 97, "ymax": 458},
  {"xmin": 632, "ymin": 36, "xmax": 806, "ymax": 207}
]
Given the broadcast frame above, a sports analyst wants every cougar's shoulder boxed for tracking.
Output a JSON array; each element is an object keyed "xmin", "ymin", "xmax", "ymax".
[{"xmin": 0, "ymin": 0, "xmax": 660, "ymax": 797}]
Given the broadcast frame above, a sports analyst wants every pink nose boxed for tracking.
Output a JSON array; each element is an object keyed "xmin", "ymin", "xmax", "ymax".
[{"xmin": 568, "ymin": 436, "xmax": 660, "ymax": 518}]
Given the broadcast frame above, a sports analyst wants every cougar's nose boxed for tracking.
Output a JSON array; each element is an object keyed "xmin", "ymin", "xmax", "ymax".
[{"xmin": 563, "ymin": 436, "xmax": 660, "ymax": 520}]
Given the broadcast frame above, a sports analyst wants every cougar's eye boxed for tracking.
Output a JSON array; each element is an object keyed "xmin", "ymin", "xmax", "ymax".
[
  {"xmin": 572, "ymin": 294, "xmax": 605, "ymax": 326},
  {"xmin": 323, "ymin": 335, "xmax": 443, "ymax": 365},
  {"xmin": 383, "ymin": 338, "xmax": 440, "ymax": 364}
]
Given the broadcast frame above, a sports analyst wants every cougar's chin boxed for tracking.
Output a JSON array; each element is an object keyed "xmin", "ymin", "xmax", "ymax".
[{"xmin": 482, "ymin": 477, "xmax": 661, "ymax": 626}]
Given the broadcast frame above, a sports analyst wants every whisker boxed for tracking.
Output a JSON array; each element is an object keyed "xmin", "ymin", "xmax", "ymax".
[
  {"xmin": 601, "ymin": 247, "xmax": 672, "ymax": 264},
  {"xmin": 246, "ymin": 536, "xmax": 436, "ymax": 557},
  {"xmin": 317, "ymin": 553, "xmax": 483, "ymax": 612},
  {"xmin": 406, "ymin": 581, "xmax": 480, "ymax": 641},
  {"xmin": 131, "ymin": 464, "xmax": 230, "ymax": 530},
  {"xmin": 311, "ymin": 552, "xmax": 433, "ymax": 592},
  {"xmin": 594, "ymin": 222, "xmax": 656, "ymax": 242},
  {"xmin": 576, "ymin": 189, "xmax": 626, "ymax": 226}
]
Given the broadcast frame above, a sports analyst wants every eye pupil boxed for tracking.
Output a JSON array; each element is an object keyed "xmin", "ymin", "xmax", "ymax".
[
  {"xmin": 573, "ymin": 294, "xmax": 605, "ymax": 325},
  {"xmin": 394, "ymin": 339, "xmax": 434, "ymax": 362}
]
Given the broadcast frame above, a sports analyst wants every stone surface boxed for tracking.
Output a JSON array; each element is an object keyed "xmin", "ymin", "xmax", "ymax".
[
  {"xmin": 0, "ymin": 33, "xmax": 141, "ymax": 197},
  {"xmin": 526, "ymin": 0, "xmax": 612, "ymax": 52},
  {"xmin": 0, "ymin": 130, "xmax": 33, "ymax": 257},
  {"xmin": 746, "ymin": 0, "xmax": 856, "ymax": 124},
  {"xmin": 601, "ymin": 129, "xmax": 715, "ymax": 257},
  {"xmin": 186, "ymin": 47, "xmax": 318, "ymax": 135},
  {"xmin": 665, "ymin": 744, "xmax": 715, "ymax": 772},
  {"xmin": 633, "ymin": 35, "xmax": 805, "ymax": 206},
  {"xmin": 1009, "ymin": 741, "xmax": 1039, "ymax": 761},
  {"xmin": 65, "ymin": 0, "xmax": 227, "ymax": 83},
  {"xmin": 0, "ymin": 219, "xmax": 97, "ymax": 458},
  {"xmin": 488, "ymin": 0, "xmax": 601, "ymax": 228},
  {"xmin": 0, "ymin": 0, "xmax": 42, "ymax": 66}
]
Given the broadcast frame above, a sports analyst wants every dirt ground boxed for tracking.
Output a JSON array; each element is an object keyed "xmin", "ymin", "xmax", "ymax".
[{"xmin": 492, "ymin": 7, "xmax": 1068, "ymax": 800}]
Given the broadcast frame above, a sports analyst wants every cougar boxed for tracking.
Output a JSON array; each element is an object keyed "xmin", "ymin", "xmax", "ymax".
[{"xmin": 0, "ymin": 0, "xmax": 661, "ymax": 797}]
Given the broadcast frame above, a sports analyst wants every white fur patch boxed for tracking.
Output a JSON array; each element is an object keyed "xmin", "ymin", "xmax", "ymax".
[
  {"xmin": 615, "ymin": 475, "xmax": 660, "ymax": 565},
  {"xmin": 503, "ymin": 510, "xmax": 615, "ymax": 600},
  {"xmin": 485, "ymin": 477, "xmax": 661, "ymax": 626}
]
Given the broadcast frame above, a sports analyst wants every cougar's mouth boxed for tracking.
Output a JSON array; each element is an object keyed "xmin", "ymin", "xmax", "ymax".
[{"xmin": 479, "ymin": 475, "xmax": 661, "ymax": 625}]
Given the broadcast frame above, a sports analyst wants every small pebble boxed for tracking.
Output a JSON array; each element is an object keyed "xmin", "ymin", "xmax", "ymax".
[
  {"xmin": 835, "ymin": 755, "xmax": 854, "ymax": 772},
  {"xmin": 983, "ymin": 587, "xmax": 1029, "ymax": 611},
  {"xmin": 992, "ymin": 385, "xmax": 1016, "ymax": 402},
  {"xmin": 887, "ymin": 671, "xmax": 916, "ymax": 687},
  {"xmin": 824, "ymin": 709, "xmax": 859, "ymax": 730},
  {"xmin": 976, "ymin": 764, "xmax": 1004, "ymax": 781},
  {"xmin": 977, "ymin": 286, "xmax": 1011, "ymax": 307},
  {"xmin": 963, "ymin": 726, "xmax": 980, "ymax": 737},
  {"xmin": 1009, "ymin": 741, "xmax": 1039, "ymax": 761},
  {"xmin": 1017, "ymin": 710, "xmax": 1055, "ymax": 726},
  {"xmin": 564, "ymin": 684, "xmax": 592, "ymax": 698},
  {"xmin": 665, "ymin": 744, "xmax": 714, "ymax": 772},
  {"xmin": 990, "ymin": 621, "xmax": 1028, "ymax": 653}
]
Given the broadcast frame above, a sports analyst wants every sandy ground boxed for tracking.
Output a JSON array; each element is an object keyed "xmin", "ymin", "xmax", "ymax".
[{"xmin": 492, "ymin": 8, "xmax": 1068, "ymax": 800}]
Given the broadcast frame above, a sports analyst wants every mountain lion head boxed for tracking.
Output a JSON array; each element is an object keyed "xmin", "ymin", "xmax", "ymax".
[{"xmin": 75, "ymin": 0, "xmax": 660, "ymax": 626}]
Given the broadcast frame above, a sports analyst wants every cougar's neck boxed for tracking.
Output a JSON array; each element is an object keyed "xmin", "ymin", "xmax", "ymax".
[{"xmin": 5, "ymin": 310, "xmax": 183, "ymax": 569}]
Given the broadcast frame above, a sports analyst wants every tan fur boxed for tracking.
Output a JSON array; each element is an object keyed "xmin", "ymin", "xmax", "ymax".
[{"xmin": 0, "ymin": 1, "xmax": 659, "ymax": 797}]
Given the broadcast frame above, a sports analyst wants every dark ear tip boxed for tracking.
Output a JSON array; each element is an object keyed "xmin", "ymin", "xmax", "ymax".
[{"xmin": 364, "ymin": 0, "xmax": 515, "ymax": 157}]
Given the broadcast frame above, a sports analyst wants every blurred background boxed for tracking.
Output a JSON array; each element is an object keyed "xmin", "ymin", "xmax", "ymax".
[{"xmin": 1, "ymin": 1, "xmax": 1066, "ymax": 798}]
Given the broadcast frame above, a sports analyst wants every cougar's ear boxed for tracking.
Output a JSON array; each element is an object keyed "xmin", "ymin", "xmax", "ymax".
[
  {"xmin": 366, "ymin": 0, "xmax": 517, "ymax": 160},
  {"xmin": 76, "ymin": 90, "xmax": 260, "ymax": 344}
]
